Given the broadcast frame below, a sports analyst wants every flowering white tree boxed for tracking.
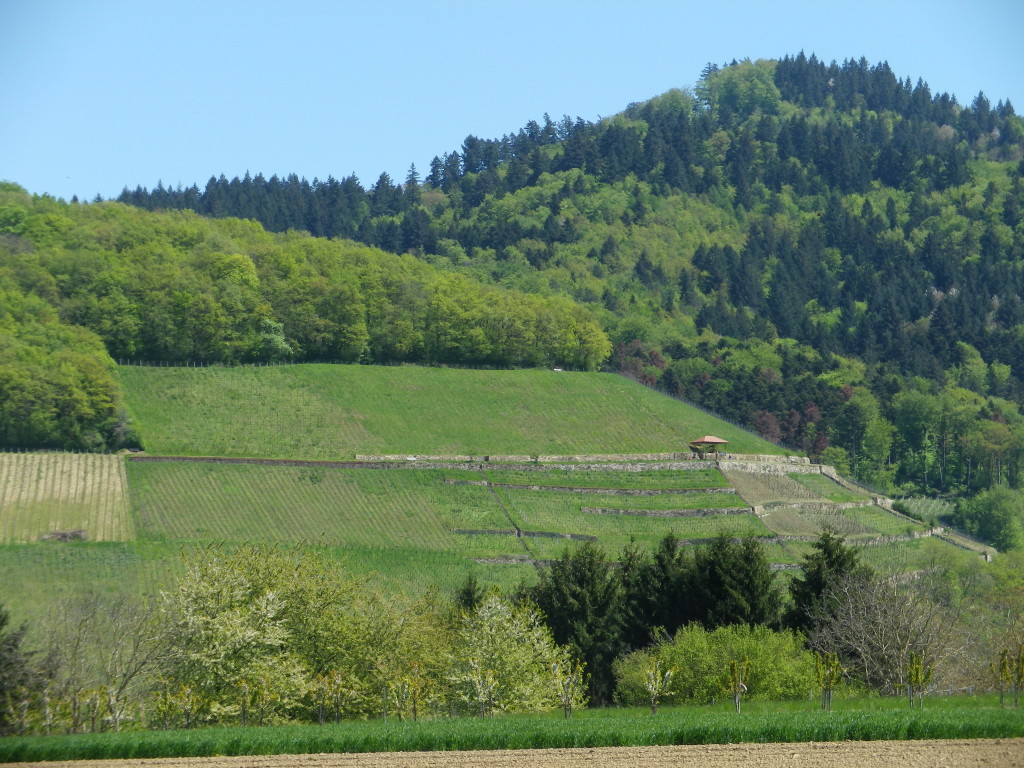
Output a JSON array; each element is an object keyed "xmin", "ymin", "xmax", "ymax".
[
  {"xmin": 158, "ymin": 547, "xmax": 306, "ymax": 725},
  {"xmin": 448, "ymin": 595, "xmax": 585, "ymax": 716}
]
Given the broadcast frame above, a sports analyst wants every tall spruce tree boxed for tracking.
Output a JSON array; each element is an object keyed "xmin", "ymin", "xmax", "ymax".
[
  {"xmin": 528, "ymin": 542, "xmax": 624, "ymax": 706},
  {"xmin": 785, "ymin": 529, "xmax": 870, "ymax": 635},
  {"xmin": 694, "ymin": 534, "xmax": 781, "ymax": 628}
]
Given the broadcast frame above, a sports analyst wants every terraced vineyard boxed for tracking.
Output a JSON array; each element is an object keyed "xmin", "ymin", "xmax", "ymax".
[
  {"xmin": 0, "ymin": 365, "xmax": 989, "ymax": 625},
  {"xmin": 0, "ymin": 450, "xmax": 984, "ymax": 620},
  {"xmin": 787, "ymin": 472, "xmax": 872, "ymax": 503}
]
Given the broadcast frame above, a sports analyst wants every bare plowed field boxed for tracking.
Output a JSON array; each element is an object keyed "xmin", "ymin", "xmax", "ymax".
[{"xmin": 13, "ymin": 739, "xmax": 1024, "ymax": 768}]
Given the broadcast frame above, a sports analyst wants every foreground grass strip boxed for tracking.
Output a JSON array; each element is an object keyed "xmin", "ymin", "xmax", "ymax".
[{"xmin": 3, "ymin": 707, "xmax": 1023, "ymax": 762}]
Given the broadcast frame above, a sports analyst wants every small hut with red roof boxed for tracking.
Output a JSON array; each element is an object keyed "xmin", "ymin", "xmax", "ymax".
[{"xmin": 689, "ymin": 435, "xmax": 729, "ymax": 456}]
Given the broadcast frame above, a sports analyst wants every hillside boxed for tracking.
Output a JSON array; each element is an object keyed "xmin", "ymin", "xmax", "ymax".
[
  {"xmin": 5, "ymin": 47, "xmax": 1024, "ymax": 738},
  {"xmin": 117, "ymin": 364, "xmax": 786, "ymax": 458},
  {"xmin": 0, "ymin": 364, "xmax": 984, "ymax": 628},
  {"xmin": 113, "ymin": 54, "xmax": 1024, "ymax": 503},
  {"xmin": 4, "ymin": 53, "xmax": 1023, "ymax": 551}
]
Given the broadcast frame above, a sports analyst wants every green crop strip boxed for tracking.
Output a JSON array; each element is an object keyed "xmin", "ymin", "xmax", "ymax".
[{"xmin": 1, "ymin": 700, "xmax": 1020, "ymax": 762}]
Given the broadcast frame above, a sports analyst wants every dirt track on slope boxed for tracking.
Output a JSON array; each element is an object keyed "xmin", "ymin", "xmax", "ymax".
[{"xmin": 13, "ymin": 739, "xmax": 1024, "ymax": 768}]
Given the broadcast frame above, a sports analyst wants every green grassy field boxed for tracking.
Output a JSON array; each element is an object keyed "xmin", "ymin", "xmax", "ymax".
[
  {"xmin": 0, "ymin": 540, "xmax": 182, "ymax": 621},
  {"xmin": 1, "ymin": 697, "xmax": 1020, "ymax": 762},
  {"xmin": 118, "ymin": 364, "xmax": 787, "ymax": 459}
]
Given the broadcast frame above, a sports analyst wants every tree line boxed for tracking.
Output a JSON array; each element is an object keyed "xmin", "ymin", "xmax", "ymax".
[{"xmin": 2, "ymin": 533, "xmax": 1020, "ymax": 734}]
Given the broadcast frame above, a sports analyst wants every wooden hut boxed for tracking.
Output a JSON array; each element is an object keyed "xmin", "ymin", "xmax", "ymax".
[{"xmin": 689, "ymin": 435, "xmax": 729, "ymax": 455}]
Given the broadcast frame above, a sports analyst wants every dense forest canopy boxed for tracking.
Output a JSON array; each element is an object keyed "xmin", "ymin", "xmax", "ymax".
[
  {"xmin": 0, "ymin": 185, "xmax": 609, "ymax": 450},
  {"xmin": 4, "ymin": 53, "xmax": 1024, "ymax": 509}
]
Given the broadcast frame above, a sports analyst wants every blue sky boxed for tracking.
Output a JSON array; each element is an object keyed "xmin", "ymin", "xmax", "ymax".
[{"xmin": 2, "ymin": 0, "xmax": 1021, "ymax": 202}]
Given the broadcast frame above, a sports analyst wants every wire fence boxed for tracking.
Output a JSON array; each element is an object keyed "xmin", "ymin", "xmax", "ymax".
[{"xmin": 115, "ymin": 358, "xmax": 547, "ymax": 371}]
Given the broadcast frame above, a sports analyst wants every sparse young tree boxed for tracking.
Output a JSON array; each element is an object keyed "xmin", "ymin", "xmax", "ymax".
[
  {"xmin": 728, "ymin": 657, "xmax": 751, "ymax": 713},
  {"xmin": 991, "ymin": 645, "xmax": 1024, "ymax": 708},
  {"xmin": 550, "ymin": 657, "xmax": 587, "ymax": 719},
  {"xmin": 907, "ymin": 650, "xmax": 933, "ymax": 708},
  {"xmin": 809, "ymin": 566, "xmax": 975, "ymax": 695},
  {"xmin": 643, "ymin": 656, "xmax": 675, "ymax": 715},
  {"xmin": 815, "ymin": 651, "xmax": 844, "ymax": 712}
]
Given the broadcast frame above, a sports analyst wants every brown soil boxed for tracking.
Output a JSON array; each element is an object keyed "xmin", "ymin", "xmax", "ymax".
[{"xmin": 13, "ymin": 740, "xmax": 1024, "ymax": 768}]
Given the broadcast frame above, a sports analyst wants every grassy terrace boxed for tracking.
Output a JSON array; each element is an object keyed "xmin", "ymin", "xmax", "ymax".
[
  {"xmin": 479, "ymin": 466, "xmax": 730, "ymax": 489},
  {"xmin": 118, "ymin": 364, "xmax": 787, "ymax": 459},
  {"xmin": 126, "ymin": 460, "xmax": 763, "ymax": 589},
  {"xmin": 787, "ymin": 472, "xmax": 871, "ymax": 502}
]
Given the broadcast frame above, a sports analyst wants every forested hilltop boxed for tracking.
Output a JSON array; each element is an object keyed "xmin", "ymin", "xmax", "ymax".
[
  {"xmin": 116, "ymin": 54, "xmax": 1024, "ymax": 504},
  {"xmin": 3, "ymin": 54, "xmax": 1024, "ymax": 519}
]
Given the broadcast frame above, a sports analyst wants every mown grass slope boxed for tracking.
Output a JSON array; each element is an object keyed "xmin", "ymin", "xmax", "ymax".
[{"xmin": 118, "ymin": 364, "xmax": 787, "ymax": 459}]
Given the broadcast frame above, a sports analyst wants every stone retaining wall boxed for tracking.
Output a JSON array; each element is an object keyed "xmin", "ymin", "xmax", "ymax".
[
  {"xmin": 356, "ymin": 452, "xmax": 810, "ymax": 464},
  {"xmin": 718, "ymin": 460, "xmax": 823, "ymax": 476},
  {"xmin": 755, "ymin": 500, "xmax": 877, "ymax": 515},
  {"xmin": 443, "ymin": 479, "xmax": 737, "ymax": 495},
  {"xmin": 452, "ymin": 528, "xmax": 597, "ymax": 541},
  {"xmin": 581, "ymin": 506, "xmax": 752, "ymax": 518},
  {"xmin": 858, "ymin": 529, "xmax": 938, "ymax": 546}
]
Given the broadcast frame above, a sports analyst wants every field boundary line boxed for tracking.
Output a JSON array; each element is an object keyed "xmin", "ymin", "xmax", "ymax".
[{"xmin": 477, "ymin": 469, "xmax": 542, "ymax": 570}]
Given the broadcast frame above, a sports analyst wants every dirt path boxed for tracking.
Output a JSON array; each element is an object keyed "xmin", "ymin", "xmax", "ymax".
[{"xmin": 11, "ymin": 739, "xmax": 1024, "ymax": 768}]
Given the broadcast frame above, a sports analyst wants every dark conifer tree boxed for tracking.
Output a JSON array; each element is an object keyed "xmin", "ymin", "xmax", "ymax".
[
  {"xmin": 785, "ymin": 530, "xmax": 870, "ymax": 635},
  {"xmin": 529, "ymin": 542, "xmax": 624, "ymax": 706},
  {"xmin": 694, "ymin": 534, "xmax": 781, "ymax": 628}
]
